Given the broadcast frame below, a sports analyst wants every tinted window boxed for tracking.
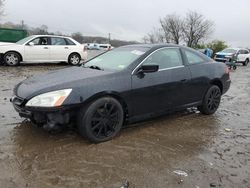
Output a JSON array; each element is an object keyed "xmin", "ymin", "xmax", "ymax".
[
  {"xmin": 143, "ymin": 48, "xmax": 183, "ymax": 69},
  {"xmin": 185, "ymin": 50, "xmax": 205, "ymax": 64},
  {"xmin": 51, "ymin": 37, "xmax": 66, "ymax": 45},
  {"xmin": 65, "ymin": 38, "xmax": 76, "ymax": 45}
]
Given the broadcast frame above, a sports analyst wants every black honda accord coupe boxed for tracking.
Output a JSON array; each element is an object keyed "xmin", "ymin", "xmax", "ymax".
[{"xmin": 11, "ymin": 44, "xmax": 231, "ymax": 143}]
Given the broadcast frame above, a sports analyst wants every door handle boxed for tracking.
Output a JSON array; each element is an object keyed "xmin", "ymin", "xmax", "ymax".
[
  {"xmin": 43, "ymin": 47, "xmax": 49, "ymax": 49},
  {"xmin": 180, "ymin": 79, "xmax": 187, "ymax": 82},
  {"xmin": 65, "ymin": 47, "xmax": 69, "ymax": 49}
]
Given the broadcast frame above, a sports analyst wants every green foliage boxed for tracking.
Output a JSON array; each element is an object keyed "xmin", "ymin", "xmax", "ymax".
[{"xmin": 206, "ymin": 40, "xmax": 228, "ymax": 53}]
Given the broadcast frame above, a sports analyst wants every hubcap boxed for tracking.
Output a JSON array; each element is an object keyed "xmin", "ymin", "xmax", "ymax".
[
  {"xmin": 70, "ymin": 55, "xmax": 80, "ymax": 64},
  {"xmin": 90, "ymin": 103, "xmax": 119, "ymax": 139},
  {"xmin": 207, "ymin": 88, "xmax": 221, "ymax": 111},
  {"xmin": 6, "ymin": 54, "xmax": 18, "ymax": 65}
]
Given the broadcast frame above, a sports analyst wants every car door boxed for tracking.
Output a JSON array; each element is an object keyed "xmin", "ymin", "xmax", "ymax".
[
  {"xmin": 131, "ymin": 47, "xmax": 191, "ymax": 117},
  {"xmin": 238, "ymin": 49, "xmax": 249, "ymax": 62},
  {"xmin": 49, "ymin": 37, "xmax": 69, "ymax": 61},
  {"xmin": 182, "ymin": 49, "xmax": 211, "ymax": 104},
  {"xmin": 24, "ymin": 37, "xmax": 51, "ymax": 62}
]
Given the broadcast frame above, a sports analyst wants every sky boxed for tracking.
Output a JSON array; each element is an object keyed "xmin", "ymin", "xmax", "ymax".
[{"xmin": 2, "ymin": 0, "xmax": 250, "ymax": 47}]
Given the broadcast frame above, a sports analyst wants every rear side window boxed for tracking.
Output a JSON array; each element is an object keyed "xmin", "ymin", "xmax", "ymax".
[
  {"xmin": 143, "ymin": 48, "xmax": 183, "ymax": 69},
  {"xmin": 65, "ymin": 38, "xmax": 76, "ymax": 45},
  {"xmin": 184, "ymin": 50, "xmax": 205, "ymax": 64},
  {"xmin": 51, "ymin": 37, "xmax": 67, "ymax": 45}
]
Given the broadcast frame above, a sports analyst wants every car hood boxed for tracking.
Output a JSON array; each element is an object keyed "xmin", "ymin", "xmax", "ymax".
[
  {"xmin": 0, "ymin": 42, "xmax": 16, "ymax": 46},
  {"xmin": 215, "ymin": 52, "xmax": 235, "ymax": 56},
  {"xmin": 15, "ymin": 67, "xmax": 113, "ymax": 99}
]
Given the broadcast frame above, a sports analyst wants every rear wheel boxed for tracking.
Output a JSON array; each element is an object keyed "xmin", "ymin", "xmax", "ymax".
[
  {"xmin": 68, "ymin": 53, "xmax": 81, "ymax": 65},
  {"xmin": 243, "ymin": 59, "xmax": 249, "ymax": 66},
  {"xmin": 77, "ymin": 97, "xmax": 124, "ymax": 143},
  {"xmin": 4, "ymin": 52, "xmax": 21, "ymax": 66},
  {"xmin": 198, "ymin": 85, "xmax": 221, "ymax": 115}
]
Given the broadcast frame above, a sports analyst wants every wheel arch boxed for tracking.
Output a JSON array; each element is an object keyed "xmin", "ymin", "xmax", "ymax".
[
  {"xmin": 209, "ymin": 79, "xmax": 223, "ymax": 93},
  {"xmin": 4, "ymin": 51, "xmax": 23, "ymax": 62},
  {"xmin": 68, "ymin": 52, "xmax": 81, "ymax": 60},
  {"xmin": 81, "ymin": 91, "xmax": 129, "ymax": 120}
]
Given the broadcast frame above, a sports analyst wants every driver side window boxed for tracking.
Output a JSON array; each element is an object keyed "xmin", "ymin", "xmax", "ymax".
[
  {"xmin": 29, "ymin": 37, "xmax": 49, "ymax": 45},
  {"xmin": 143, "ymin": 48, "xmax": 183, "ymax": 70},
  {"xmin": 29, "ymin": 38, "xmax": 40, "ymax": 45}
]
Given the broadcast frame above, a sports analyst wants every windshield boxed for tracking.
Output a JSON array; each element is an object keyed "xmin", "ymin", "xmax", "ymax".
[
  {"xmin": 85, "ymin": 47, "xmax": 148, "ymax": 71},
  {"xmin": 16, "ymin": 36, "xmax": 35, "ymax": 45},
  {"xmin": 221, "ymin": 48, "xmax": 237, "ymax": 53}
]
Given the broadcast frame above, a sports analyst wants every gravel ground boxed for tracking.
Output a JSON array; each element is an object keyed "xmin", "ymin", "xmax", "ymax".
[{"xmin": 0, "ymin": 61, "xmax": 249, "ymax": 188}]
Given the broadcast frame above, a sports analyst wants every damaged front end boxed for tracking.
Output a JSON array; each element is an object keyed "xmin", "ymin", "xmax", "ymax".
[{"xmin": 11, "ymin": 95, "xmax": 77, "ymax": 131}]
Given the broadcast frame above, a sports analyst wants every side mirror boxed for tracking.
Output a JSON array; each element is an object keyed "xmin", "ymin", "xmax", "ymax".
[
  {"xmin": 29, "ymin": 42, "xmax": 35, "ymax": 46},
  {"xmin": 137, "ymin": 64, "xmax": 159, "ymax": 74}
]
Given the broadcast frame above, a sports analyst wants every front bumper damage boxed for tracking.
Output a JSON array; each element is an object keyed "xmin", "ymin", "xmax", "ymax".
[{"xmin": 10, "ymin": 95, "xmax": 77, "ymax": 131}]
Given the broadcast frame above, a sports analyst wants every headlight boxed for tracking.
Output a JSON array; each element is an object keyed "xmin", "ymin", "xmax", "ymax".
[{"xmin": 26, "ymin": 89, "xmax": 72, "ymax": 107}]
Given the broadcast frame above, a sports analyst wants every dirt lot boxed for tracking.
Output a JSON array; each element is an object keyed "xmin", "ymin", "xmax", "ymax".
[{"xmin": 0, "ymin": 62, "xmax": 249, "ymax": 188}]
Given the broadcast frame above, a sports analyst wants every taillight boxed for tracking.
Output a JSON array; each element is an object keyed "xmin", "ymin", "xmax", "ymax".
[
  {"xmin": 83, "ymin": 46, "xmax": 88, "ymax": 52},
  {"xmin": 225, "ymin": 66, "xmax": 230, "ymax": 74}
]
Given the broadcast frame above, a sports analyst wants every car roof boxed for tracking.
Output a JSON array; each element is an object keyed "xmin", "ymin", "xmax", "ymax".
[
  {"xmin": 123, "ymin": 43, "xmax": 180, "ymax": 48},
  {"xmin": 31, "ymin": 35, "xmax": 72, "ymax": 39}
]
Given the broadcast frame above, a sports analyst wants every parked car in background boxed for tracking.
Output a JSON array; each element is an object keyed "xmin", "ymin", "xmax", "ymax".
[
  {"xmin": 214, "ymin": 48, "xmax": 250, "ymax": 66},
  {"xmin": 87, "ymin": 43, "xmax": 100, "ymax": 50},
  {"xmin": 11, "ymin": 44, "xmax": 231, "ymax": 143},
  {"xmin": 99, "ymin": 44, "xmax": 113, "ymax": 50},
  {"xmin": 0, "ymin": 35, "xmax": 87, "ymax": 66}
]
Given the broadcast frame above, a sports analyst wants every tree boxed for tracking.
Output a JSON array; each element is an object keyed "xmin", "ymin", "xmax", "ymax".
[
  {"xmin": 29, "ymin": 25, "xmax": 49, "ymax": 35},
  {"xmin": 206, "ymin": 40, "xmax": 228, "ymax": 53},
  {"xmin": 182, "ymin": 11, "xmax": 214, "ymax": 47},
  {"xmin": 143, "ymin": 28, "xmax": 166, "ymax": 44},
  {"xmin": 160, "ymin": 14, "xmax": 183, "ymax": 44},
  {"xmin": 71, "ymin": 32, "xmax": 84, "ymax": 43}
]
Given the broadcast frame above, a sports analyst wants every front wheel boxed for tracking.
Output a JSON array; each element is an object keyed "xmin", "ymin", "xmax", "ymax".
[
  {"xmin": 4, "ymin": 52, "xmax": 21, "ymax": 66},
  {"xmin": 243, "ymin": 59, "xmax": 249, "ymax": 66},
  {"xmin": 68, "ymin": 53, "xmax": 81, "ymax": 65},
  {"xmin": 198, "ymin": 85, "xmax": 221, "ymax": 115},
  {"xmin": 77, "ymin": 97, "xmax": 124, "ymax": 143}
]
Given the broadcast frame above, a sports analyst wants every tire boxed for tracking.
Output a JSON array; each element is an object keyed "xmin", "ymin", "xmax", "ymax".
[
  {"xmin": 198, "ymin": 85, "xmax": 221, "ymax": 115},
  {"xmin": 68, "ymin": 53, "xmax": 81, "ymax": 65},
  {"xmin": 77, "ymin": 97, "xmax": 124, "ymax": 143},
  {"xmin": 233, "ymin": 65, "xmax": 237, "ymax": 70},
  {"xmin": 4, "ymin": 52, "xmax": 21, "ymax": 66},
  {"xmin": 243, "ymin": 59, "xmax": 249, "ymax": 66}
]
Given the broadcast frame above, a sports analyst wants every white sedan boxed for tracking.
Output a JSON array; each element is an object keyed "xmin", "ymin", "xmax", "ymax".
[{"xmin": 0, "ymin": 35, "xmax": 88, "ymax": 66}]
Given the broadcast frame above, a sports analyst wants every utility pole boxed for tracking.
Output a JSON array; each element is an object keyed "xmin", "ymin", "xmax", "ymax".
[
  {"xmin": 108, "ymin": 33, "xmax": 111, "ymax": 44},
  {"xmin": 21, "ymin": 20, "xmax": 24, "ymax": 29}
]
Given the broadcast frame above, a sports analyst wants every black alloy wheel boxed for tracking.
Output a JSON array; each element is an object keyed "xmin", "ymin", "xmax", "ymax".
[
  {"xmin": 198, "ymin": 85, "xmax": 221, "ymax": 115},
  {"xmin": 78, "ymin": 97, "xmax": 124, "ymax": 143}
]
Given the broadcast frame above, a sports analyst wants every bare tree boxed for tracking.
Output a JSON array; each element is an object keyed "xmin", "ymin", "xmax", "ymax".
[
  {"xmin": 182, "ymin": 11, "xmax": 214, "ymax": 47},
  {"xmin": 144, "ymin": 28, "xmax": 166, "ymax": 44},
  {"xmin": 160, "ymin": 14, "xmax": 183, "ymax": 44}
]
